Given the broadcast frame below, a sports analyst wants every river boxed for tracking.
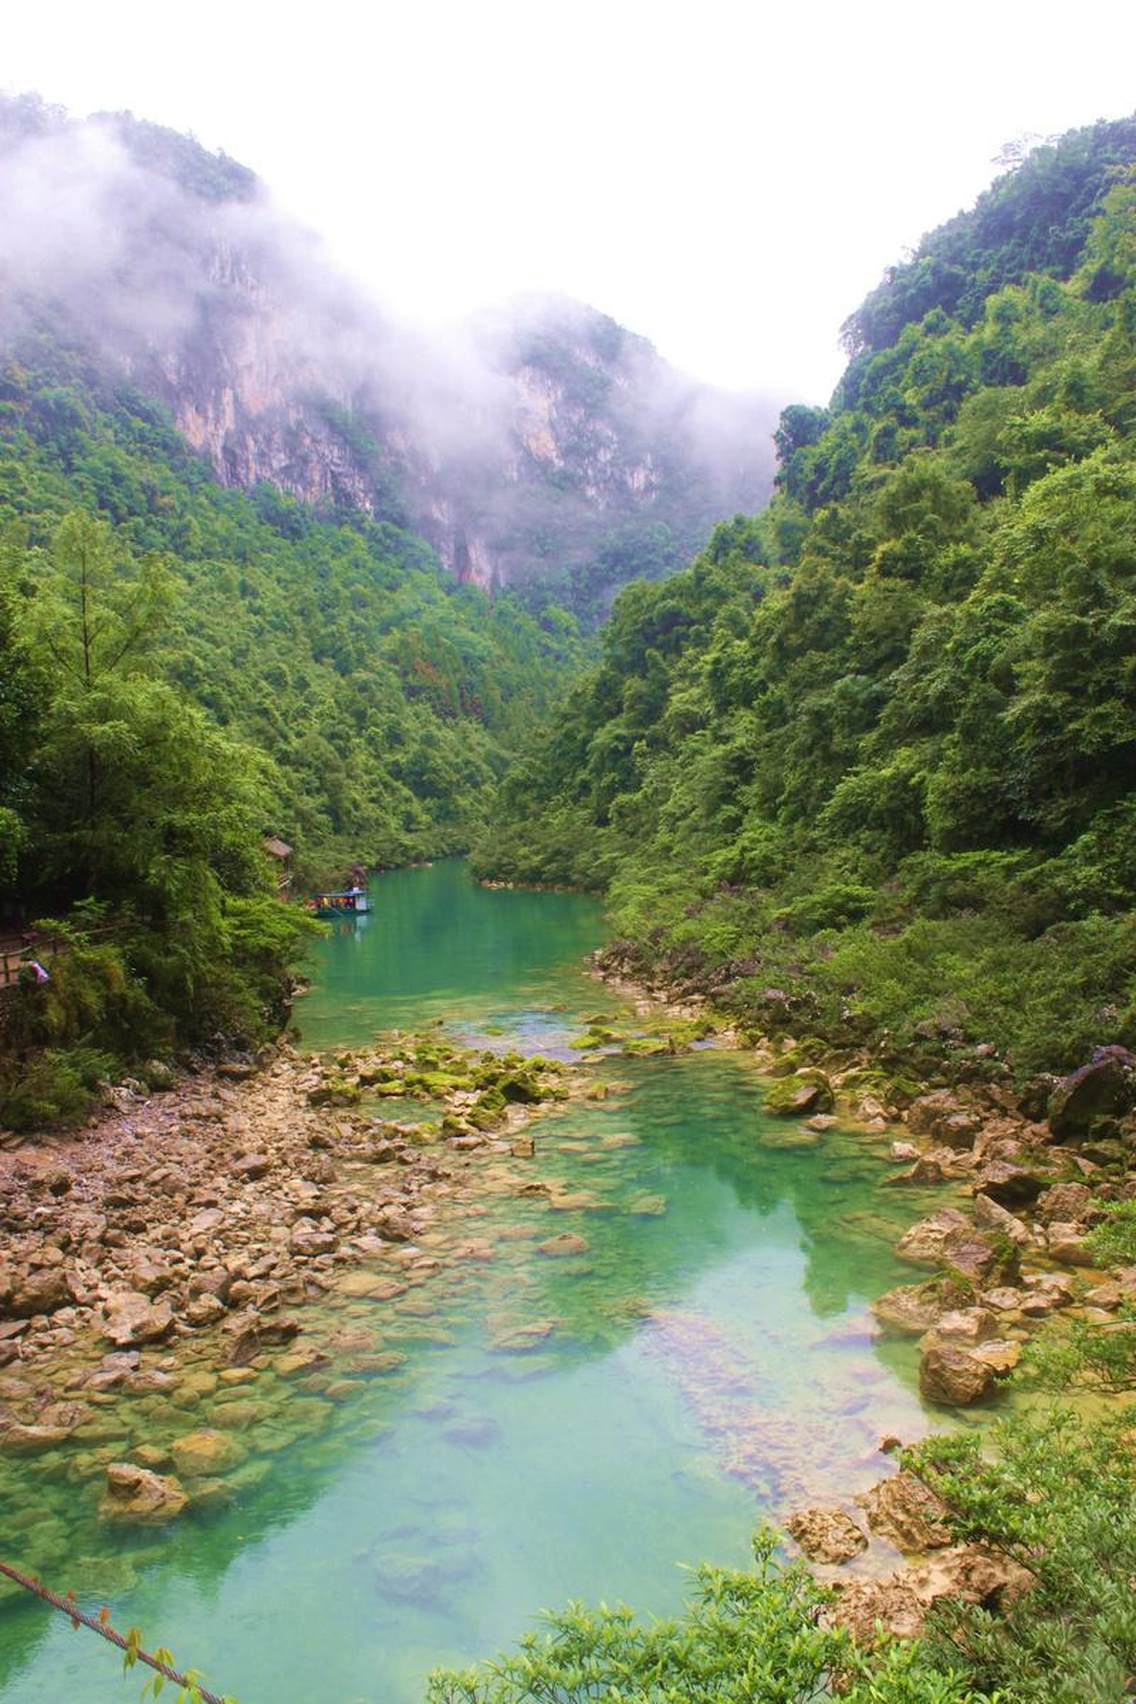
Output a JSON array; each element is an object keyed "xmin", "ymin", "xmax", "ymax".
[{"xmin": 0, "ymin": 860, "xmax": 942, "ymax": 1704}]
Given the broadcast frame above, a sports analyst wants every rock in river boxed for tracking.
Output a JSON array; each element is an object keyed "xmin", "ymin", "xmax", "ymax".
[
  {"xmin": 99, "ymin": 1463, "xmax": 188, "ymax": 1524},
  {"xmin": 100, "ymin": 1289, "xmax": 175, "ymax": 1347},
  {"xmin": 918, "ymin": 1342, "xmax": 998, "ymax": 1406},
  {"xmin": 170, "ymin": 1427, "xmax": 244, "ymax": 1476},
  {"xmin": 858, "ymin": 1471, "xmax": 951, "ymax": 1552},
  {"xmin": 538, "ymin": 1233, "xmax": 589, "ymax": 1257},
  {"xmin": 785, "ymin": 1505, "xmax": 867, "ymax": 1563}
]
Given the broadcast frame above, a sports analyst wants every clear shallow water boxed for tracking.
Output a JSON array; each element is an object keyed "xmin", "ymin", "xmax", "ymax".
[{"xmin": 0, "ymin": 860, "xmax": 940, "ymax": 1704}]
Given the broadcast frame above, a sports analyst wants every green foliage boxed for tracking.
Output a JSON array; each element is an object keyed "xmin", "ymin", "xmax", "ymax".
[
  {"xmin": 432, "ymin": 1408, "xmax": 1136, "ymax": 1704},
  {"xmin": 907, "ymin": 1408, "xmax": 1136, "ymax": 1700},
  {"xmin": 428, "ymin": 1529, "xmax": 981, "ymax": 1704},
  {"xmin": 0, "ymin": 340, "xmax": 582, "ymax": 1119},
  {"xmin": 0, "ymin": 312, "xmax": 588, "ymax": 1118},
  {"xmin": 477, "ymin": 117, "xmax": 1136, "ymax": 1079},
  {"xmin": 0, "ymin": 347, "xmax": 581, "ymax": 883},
  {"xmin": 1086, "ymin": 1198, "xmax": 1136, "ymax": 1266}
]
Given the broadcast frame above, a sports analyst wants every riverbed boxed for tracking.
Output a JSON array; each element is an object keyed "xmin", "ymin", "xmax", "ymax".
[{"xmin": 0, "ymin": 860, "xmax": 942, "ymax": 1704}]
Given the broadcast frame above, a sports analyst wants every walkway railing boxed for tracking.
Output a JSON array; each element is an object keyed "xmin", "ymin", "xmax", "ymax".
[{"xmin": 0, "ymin": 1560, "xmax": 232, "ymax": 1704}]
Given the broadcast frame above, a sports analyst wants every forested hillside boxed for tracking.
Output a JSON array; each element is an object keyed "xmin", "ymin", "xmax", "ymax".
[
  {"xmin": 474, "ymin": 118, "xmax": 1136, "ymax": 1079},
  {"xmin": 0, "ymin": 94, "xmax": 777, "ymax": 618},
  {"xmin": 0, "ymin": 337, "xmax": 578, "ymax": 1124}
]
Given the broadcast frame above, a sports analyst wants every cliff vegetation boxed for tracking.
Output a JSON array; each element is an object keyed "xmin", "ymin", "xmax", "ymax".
[{"xmin": 473, "ymin": 117, "xmax": 1136, "ymax": 1083}]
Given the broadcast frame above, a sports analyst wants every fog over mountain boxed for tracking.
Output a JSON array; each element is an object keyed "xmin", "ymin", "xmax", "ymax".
[{"xmin": 0, "ymin": 93, "xmax": 782, "ymax": 612}]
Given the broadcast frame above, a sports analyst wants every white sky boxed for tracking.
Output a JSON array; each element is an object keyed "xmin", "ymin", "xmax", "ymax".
[{"xmin": 5, "ymin": 1, "xmax": 1136, "ymax": 401}]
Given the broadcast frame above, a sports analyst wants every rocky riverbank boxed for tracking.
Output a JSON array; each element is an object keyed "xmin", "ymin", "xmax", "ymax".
[
  {"xmin": 0, "ymin": 1031, "xmax": 596, "ymax": 1531},
  {"xmin": 5, "ymin": 961, "xmax": 1135, "ymax": 1646},
  {"xmin": 588, "ymin": 954, "xmax": 1136, "ymax": 1641}
]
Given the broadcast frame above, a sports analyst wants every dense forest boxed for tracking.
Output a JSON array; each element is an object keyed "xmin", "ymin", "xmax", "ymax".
[
  {"xmin": 0, "ymin": 337, "xmax": 579, "ymax": 1123},
  {"xmin": 474, "ymin": 117, "xmax": 1136, "ymax": 1083}
]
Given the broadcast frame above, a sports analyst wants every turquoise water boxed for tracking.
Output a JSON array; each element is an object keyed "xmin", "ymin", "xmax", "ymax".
[{"xmin": 0, "ymin": 861, "xmax": 939, "ymax": 1704}]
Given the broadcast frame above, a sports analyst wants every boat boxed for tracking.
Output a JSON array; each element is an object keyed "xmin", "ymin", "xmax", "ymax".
[{"xmin": 306, "ymin": 885, "xmax": 371, "ymax": 919}]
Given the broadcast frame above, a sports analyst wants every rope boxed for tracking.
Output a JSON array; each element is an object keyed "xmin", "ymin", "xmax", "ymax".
[{"xmin": 0, "ymin": 1560, "xmax": 229, "ymax": 1704}]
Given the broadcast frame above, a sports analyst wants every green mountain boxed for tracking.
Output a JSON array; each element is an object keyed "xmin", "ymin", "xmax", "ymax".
[
  {"xmin": 0, "ymin": 94, "xmax": 778, "ymax": 621},
  {"xmin": 0, "ymin": 336, "xmax": 580, "ymax": 1122},
  {"xmin": 473, "ymin": 117, "xmax": 1136, "ymax": 1078}
]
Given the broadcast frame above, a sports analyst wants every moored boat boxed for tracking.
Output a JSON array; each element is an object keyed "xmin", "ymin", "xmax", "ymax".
[{"xmin": 306, "ymin": 885, "xmax": 371, "ymax": 918}]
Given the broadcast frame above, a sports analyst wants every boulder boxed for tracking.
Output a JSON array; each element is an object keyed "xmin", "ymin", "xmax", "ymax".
[
  {"xmin": 921, "ymin": 1307, "xmax": 998, "ymax": 1347},
  {"xmin": 872, "ymin": 1278, "xmax": 956, "ymax": 1336},
  {"xmin": 972, "ymin": 1161, "xmax": 1045, "ymax": 1208},
  {"xmin": 170, "ymin": 1428, "xmax": 244, "ymax": 1476},
  {"xmin": 1047, "ymin": 1222, "xmax": 1097, "ymax": 1267},
  {"xmin": 907, "ymin": 1092, "xmax": 980, "ymax": 1149},
  {"xmin": 1049, "ymin": 1047, "xmax": 1136, "ymax": 1142},
  {"xmin": 970, "ymin": 1339, "xmax": 1021, "ymax": 1375},
  {"xmin": 99, "ymin": 1463, "xmax": 188, "ymax": 1523},
  {"xmin": 827, "ymin": 1574, "xmax": 925, "ymax": 1643},
  {"xmin": 3, "ymin": 1265, "xmax": 72, "ymax": 1319},
  {"xmin": 100, "ymin": 1290, "xmax": 174, "ymax": 1347},
  {"xmin": 973, "ymin": 1192, "xmax": 1033, "ymax": 1247},
  {"xmin": 1036, "ymin": 1182, "xmax": 1094, "ymax": 1226},
  {"xmin": 936, "ymin": 1112, "xmax": 984, "ymax": 1152},
  {"xmin": 919, "ymin": 1342, "xmax": 998, "ymax": 1406},
  {"xmin": 373, "ymin": 1209, "xmax": 415, "ymax": 1242},
  {"xmin": 126, "ymin": 1253, "xmax": 174, "ymax": 1297},
  {"xmin": 289, "ymin": 1224, "xmax": 339, "ymax": 1257},
  {"xmin": 232, "ymin": 1153, "xmax": 273, "ymax": 1181},
  {"xmin": 896, "ymin": 1208, "xmax": 970, "ymax": 1265},
  {"xmin": 897, "ymin": 1210, "xmax": 1018, "ymax": 1284},
  {"xmin": 627, "ymin": 1194, "xmax": 667, "ymax": 1216},
  {"xmin": 857, "ymin": 1471, "xmax": 951, "ymax": 1552},
  {"xmin": 538, "ymin": 1233, "xmax": 589, "ymax": 1258},
  {"xmin": 185, "ymin": 1293, "xmax": 227, "ymax": 1328},
  {"xmin": 763, "ymin": 1072, "xmax": 834, "ymax": 1117},
  {"xmin": 982, "ymin": 1286, "xmax": 1024, "ymax": 1313},
  {"xmin": 222, "ymin": 1309, "xmax": 301, "ymax": 1367},
  {"xmin": 0, "ymin": 1423, "xmax": 72, "ymax": 1453},
  {"xmin": 785, "ymin": 1506, "xmax": 868, "ymax": 1564}
]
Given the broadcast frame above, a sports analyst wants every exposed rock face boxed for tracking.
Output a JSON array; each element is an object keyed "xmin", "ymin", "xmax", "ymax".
[
  {"xmin": 830, "ymin": 1546, "xmax": 1033, "ymax": 1644},
  {"xmin": 99, "ymin": 1462, "xmax": 188, "ymax": 1524},
  {"xmin": 857, "ymin": 1471, "xmax": 952, "ymax": 1552},
  {"xmin": 785, "ymin": 1505, "xmax": 868, "ymax": 1563},
  {"xmin": 1048, "ymin": 1046, "xmax": 1136, "ymax": 1141},
  {"xmin": 0, "ymin": 99, "xmax": 779, "ymax": 608}
]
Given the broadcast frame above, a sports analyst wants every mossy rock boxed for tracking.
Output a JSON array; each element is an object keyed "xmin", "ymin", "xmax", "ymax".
[
  {"xmin": 763, "ymin": 1071, "xmax": 835, "ymax": 1117},
  {"xmin": 621, "ymin": 1036, "xmax": 673, "ymax": 1057},
  {"xmin": 500, "ymin": 1074, "xmax": 544, "ymax": 1104},
  {"xmin": 469, "ymin": 1104, "xmax": 505, "ymax": 1131},
  {"xmin": 309, "ymin": 1076, "xmax": 362, "ymax": 1107}
]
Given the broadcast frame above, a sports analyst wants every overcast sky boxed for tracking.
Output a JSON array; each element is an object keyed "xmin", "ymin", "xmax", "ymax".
[{"xmin": 6, "ymin": 1, "xmax": 1136, "ymax": 401}]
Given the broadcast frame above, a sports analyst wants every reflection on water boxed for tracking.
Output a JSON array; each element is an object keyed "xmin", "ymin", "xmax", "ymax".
[{"xmin": 0, "ymin": 860, "xmax": 938, "ymax": 1703}]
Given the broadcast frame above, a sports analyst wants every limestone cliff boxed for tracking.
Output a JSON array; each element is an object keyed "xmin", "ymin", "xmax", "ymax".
[{"xmin": 0, "ymin": 94, "xmax": 780, "ymax": 609}]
